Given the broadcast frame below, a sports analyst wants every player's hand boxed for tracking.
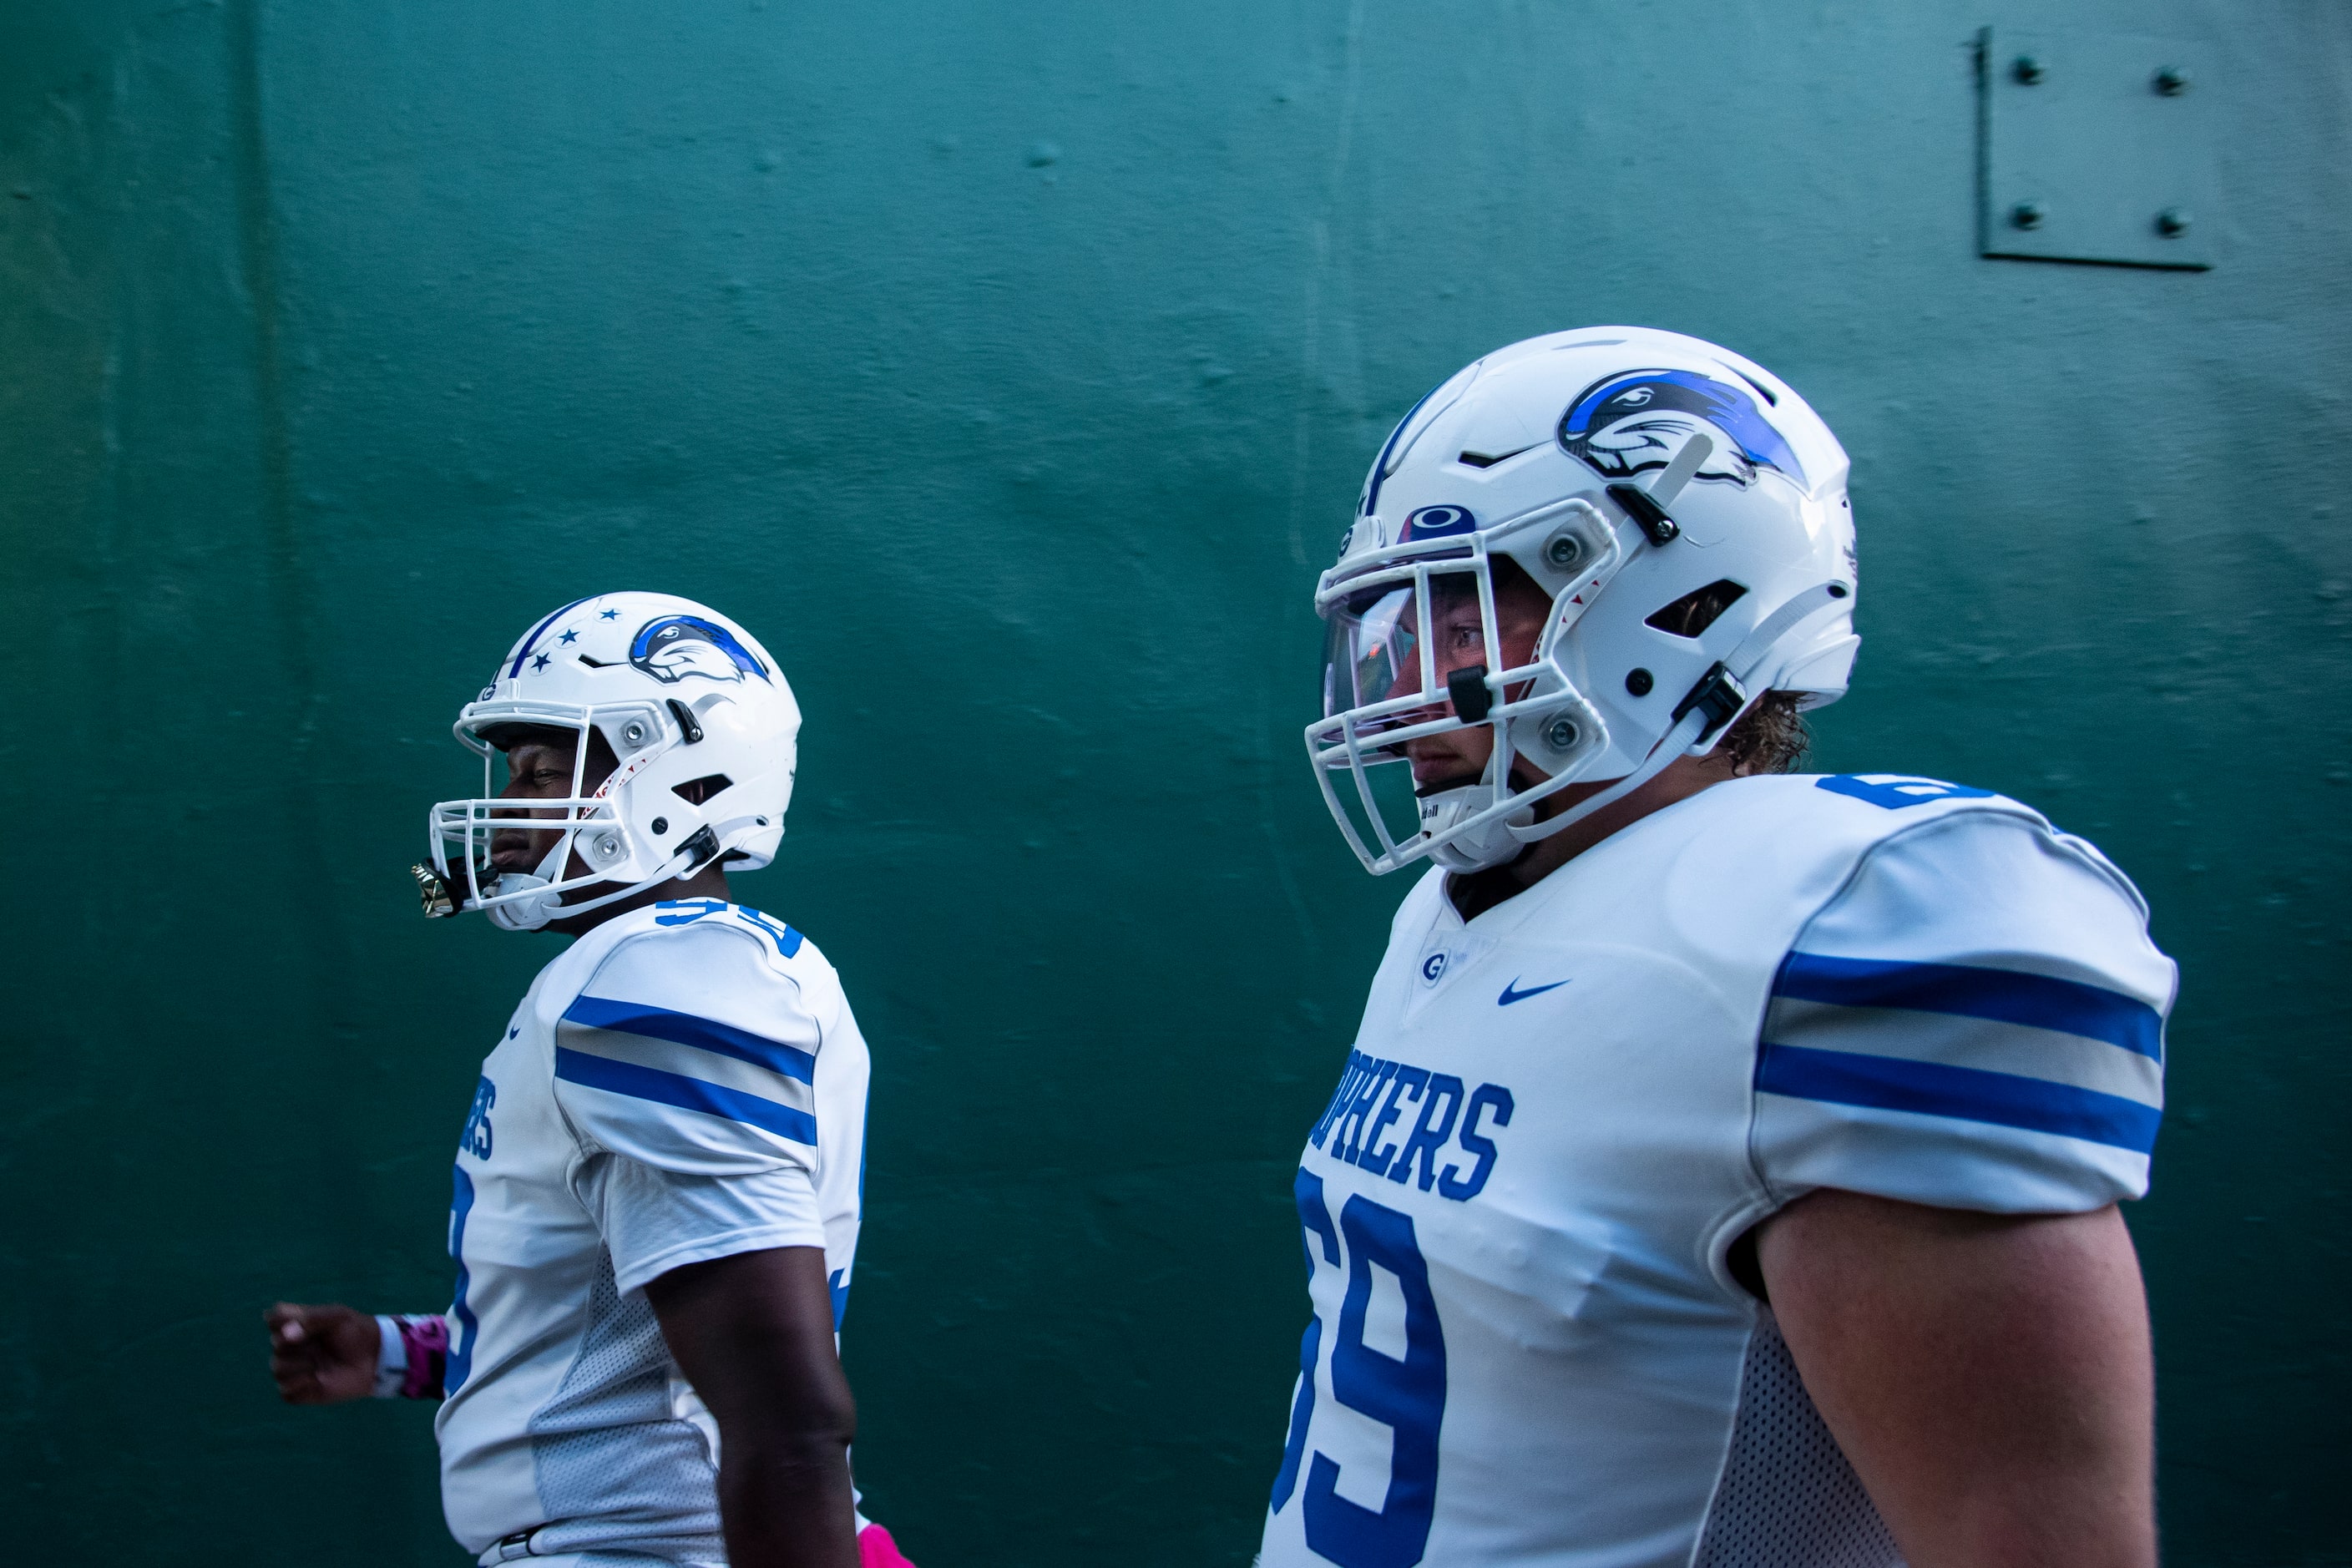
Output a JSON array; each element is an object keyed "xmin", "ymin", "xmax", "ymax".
[{"xmin": 266, "ymin": 1302, "xmax": 381, "ymax": 1404}]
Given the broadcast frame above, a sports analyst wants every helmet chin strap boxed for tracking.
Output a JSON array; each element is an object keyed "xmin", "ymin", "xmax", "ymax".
[
  {"xmin": 1419, "ymin": 702, "xmax": 1715, "ymax": 875},
  {"xmin": 1421, "ymin": 746, "xmax": 1535, "ymax": 874},
  {"xmin": 483, "ymin": 838, "xmax": 571, "ymax": 932},
  {"xmin": 1478, "ymin": 580, "xmax": 1853, "ymax": 863},
  {"xmin": 1504, "ymin": 704, "xmax": 1714, "ymax": 848},
  {"xmin": 481, "ymin": 816, "xmax": 758, "ymax": 932}
]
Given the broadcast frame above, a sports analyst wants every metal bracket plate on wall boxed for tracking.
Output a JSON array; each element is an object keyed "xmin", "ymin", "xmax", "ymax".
[{"xmin": 1980, "ymin": 27, "xmax": 2214, "ymax": 271}]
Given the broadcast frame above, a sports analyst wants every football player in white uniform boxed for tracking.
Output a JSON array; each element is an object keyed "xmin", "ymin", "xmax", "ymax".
[
  {"xmin": 265, "ymin": 593, "xmax": 914, "ymax": 1568},
  {"xmin": 1262, "ymin": 331, "xmax": 2172, "ymax": 1568}
]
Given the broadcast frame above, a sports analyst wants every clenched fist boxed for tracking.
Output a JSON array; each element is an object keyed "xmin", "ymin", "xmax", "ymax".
[{"xmin": 266, "ymin": 1302, "xmax": 380, "ymax": 1405}]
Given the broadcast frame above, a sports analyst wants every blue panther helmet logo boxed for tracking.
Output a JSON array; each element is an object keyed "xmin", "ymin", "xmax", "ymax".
[
  {"xmin": 630, "ymin": 615, "xmax": 771, "ymax": 685},
  {"xmin": 1557, "ymin": 368, "xmax": 1807, "ymax": 491}
]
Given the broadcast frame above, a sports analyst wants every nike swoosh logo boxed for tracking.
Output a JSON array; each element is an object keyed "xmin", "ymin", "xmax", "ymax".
[{"xmin": 1498, "ymin": 977, "xmax": 1570, "ymax": 1006}]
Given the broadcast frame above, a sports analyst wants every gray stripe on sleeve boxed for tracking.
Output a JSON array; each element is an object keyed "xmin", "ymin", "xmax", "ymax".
[{"xmin": 1763, "ymin": 996, "xmax": 2164, "ymax": 1109}]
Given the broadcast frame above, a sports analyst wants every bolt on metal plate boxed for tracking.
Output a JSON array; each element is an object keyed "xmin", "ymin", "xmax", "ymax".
[{"xmin": 1980, "ymin": 27, "xmax": 2215, "ymax": 271}]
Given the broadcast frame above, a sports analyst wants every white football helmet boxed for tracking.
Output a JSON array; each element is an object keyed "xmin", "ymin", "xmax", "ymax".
[
  {"xmin": 417, "ymin": 592, "xmax": 801, "ymax": 930},
  {"xmin": 1308, "ymin": 327, "xmax": 1859, "ymax": 875}
]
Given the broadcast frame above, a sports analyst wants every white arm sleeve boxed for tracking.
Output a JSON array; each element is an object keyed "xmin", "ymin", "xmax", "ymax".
[{"xmin": 1753, "ymin": 810, "xmax": 2176, "ymax": 1214}]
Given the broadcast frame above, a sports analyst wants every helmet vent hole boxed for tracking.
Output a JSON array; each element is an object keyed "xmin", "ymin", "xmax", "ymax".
[
  {"xmin": 671, "ymin": 772, "xmax": 733, "ymax": 806},
  {"xmin": 1645, "ymin": 579, "xmax": 1749, "ymax": 639},
  {"xmin": 1456, "ymin": 443, "xmax": 1538, "ymax": 470}
]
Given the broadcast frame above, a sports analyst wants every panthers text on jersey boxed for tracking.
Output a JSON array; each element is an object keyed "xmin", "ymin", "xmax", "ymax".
[
  {"xmin": 1257, "ymin": 774, "xmax": 2174, "ymax": 1568},
  {"xmin": 427, "ymin": 897, "xmax": 870, "ymax": 1562}
]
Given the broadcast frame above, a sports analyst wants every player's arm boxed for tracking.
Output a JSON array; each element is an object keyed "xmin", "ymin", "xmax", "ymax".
[
  {"xmin": 1756, "ymin": 1191, "xmax": 2155, "ymax": 1568},
  {"xmin": 1743, "ymin": 810, "xmax": 2175, "ymax": 1566},
  {"xmin": 645, "ymin": 1245, "xmax": 859, "ymax": 1568}
]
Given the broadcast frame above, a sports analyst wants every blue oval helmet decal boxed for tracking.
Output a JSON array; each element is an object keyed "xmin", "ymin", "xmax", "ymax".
[{"xmin": 1400, "ymin": 503, "xmax": 1479, "ymax": 541}]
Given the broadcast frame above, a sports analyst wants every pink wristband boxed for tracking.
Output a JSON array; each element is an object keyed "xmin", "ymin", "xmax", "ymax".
[{"xmin": 394, "ymin": 1314, "xmax": 450, "ymax": 1401}]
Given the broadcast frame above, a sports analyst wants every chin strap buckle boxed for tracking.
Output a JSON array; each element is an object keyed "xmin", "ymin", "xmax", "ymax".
[
  {"xmin": 675, "ymin": 825, "xmax": 722, "ymax": 876},
  {"xmin": 1670, "ymin": 661, "xmax": 1748, "ymax": 741},
  {"xmin": 1606, "ymin": 483, "xmax": 1680, "ymax": 546}
]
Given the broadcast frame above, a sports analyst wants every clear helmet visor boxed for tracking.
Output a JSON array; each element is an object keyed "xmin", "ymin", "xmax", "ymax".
[
  {"xmin": 1309, "ymin": 561, "xmax": 1500, "ymax": 864},
  {"xmin": 1316, "ymin": 558, "xmax": 1502, "ymax": 747}
]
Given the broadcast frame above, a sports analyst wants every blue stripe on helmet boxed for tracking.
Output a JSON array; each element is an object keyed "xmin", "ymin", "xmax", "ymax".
[{"xmin": 505, "ymin": 596, "xmax": 598, "ymax": 678}]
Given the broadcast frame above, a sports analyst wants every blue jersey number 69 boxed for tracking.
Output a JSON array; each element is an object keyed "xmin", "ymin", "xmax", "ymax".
[{"xmin": 1271, "ymin": 1170, "xmax": 1448, "ymax": 1568}]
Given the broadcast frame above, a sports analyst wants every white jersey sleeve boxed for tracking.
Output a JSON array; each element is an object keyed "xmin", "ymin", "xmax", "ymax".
[
  {"xmin": 1753, "ymin": 808, "xmax": 2175, "ymax": 1215},
  {"xmin": 554, "ymin": 917, "xmax": 827, "ymax": 1178},
  {"xmin": 553, "ymin": 917, "xmax": 837, "ymax": 1292},
  {"xmin": 575, "ymin": 1160, "xmax": 825, "ymax": 1297}
]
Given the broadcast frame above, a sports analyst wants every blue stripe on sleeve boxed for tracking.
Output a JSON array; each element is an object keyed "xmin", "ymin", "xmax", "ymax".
[
  {"xmin": 1773, "ymin": 953, "xmax": 2162, "ymax": 1061},
  {"xmin": 562, "ymin": 995, "xmax": 816, "ymax": 1082},
  {"xmin": 1756, "ymin": 1042, "xmax": 2162, "ymax": 1153},
  {"xmin": 554, "ymin": 1047, "xmax": 817, "ymax": 1144}
]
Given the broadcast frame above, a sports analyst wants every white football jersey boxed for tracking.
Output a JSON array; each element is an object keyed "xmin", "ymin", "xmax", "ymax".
[
  {"xmin": 1257, "ymin": 774, "xmax": 2173, "ymax": 1568},
  {"xmin": 432, "ymin": 898, "xmax": 870, "ymax": 1561}
]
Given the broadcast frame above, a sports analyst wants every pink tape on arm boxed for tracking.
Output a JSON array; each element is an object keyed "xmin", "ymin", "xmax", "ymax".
[
  {"xmin": 396, "ymin": 1315, "xmax": 452, "ymax": 1401},
  {"xmin": 857, "ymin": 1523, "xmax": 917, "ymax": 1568}
]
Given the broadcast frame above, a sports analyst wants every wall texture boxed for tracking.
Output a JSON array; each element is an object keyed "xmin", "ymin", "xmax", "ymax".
[{"xmin": 2, "ymin": 2, "xmax": 2345, "ymax": 1562}]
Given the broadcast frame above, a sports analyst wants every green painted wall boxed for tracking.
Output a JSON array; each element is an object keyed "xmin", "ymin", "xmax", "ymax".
[{"xmin": 3, "ymin": 2, "xmax": 2344, "ymax": 1561}]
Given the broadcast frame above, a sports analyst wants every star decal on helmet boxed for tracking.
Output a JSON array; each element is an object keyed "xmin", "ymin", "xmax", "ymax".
[
  {"xmin": 531, "ymin": 653, "xmax": 552, "ymax": 672},
  {"xmin": 559, "ymin": 630, "xmax": 578, "ymax": 644},
  {"xmin": 599, "ymin": 608, "xmax": 620, "ymax": 620}
]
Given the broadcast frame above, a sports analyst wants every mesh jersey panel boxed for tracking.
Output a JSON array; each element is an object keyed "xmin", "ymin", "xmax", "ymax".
[
  {"xmin": 525, "ymin": 1249, "xmax": 726, "ymax": 1561},
  {"xmin": 1693, "ymin": 1309, "xmax": 1904, "ymax": 1568}
]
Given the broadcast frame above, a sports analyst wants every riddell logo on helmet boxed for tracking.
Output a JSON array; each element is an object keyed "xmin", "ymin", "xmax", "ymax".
[{"xmin": 629, "ymin": 616, "xmax": 771, "ymax": 685}]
